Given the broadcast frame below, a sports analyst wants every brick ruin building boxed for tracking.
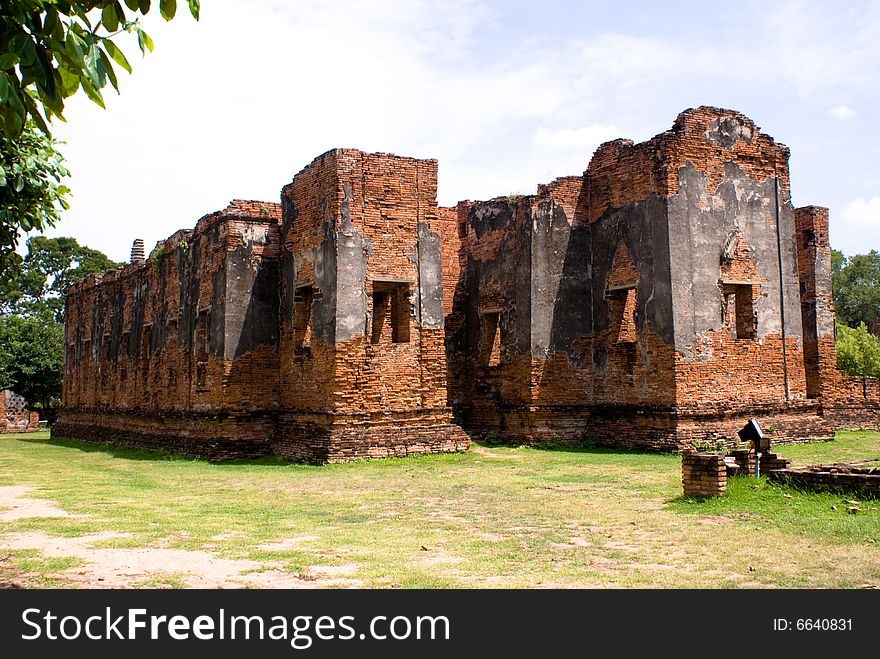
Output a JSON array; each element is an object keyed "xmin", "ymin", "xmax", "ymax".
[{"xmin": 54, "ymin": 107, "xmax": 880, "ymax": 460}]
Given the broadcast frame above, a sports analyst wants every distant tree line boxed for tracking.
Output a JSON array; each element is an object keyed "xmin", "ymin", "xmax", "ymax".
[
  {"xmin": 832, "ymin": 249, "xmax": 880, "ymax": 378},
  {"xmin": 0, "ymin": 236, "xmax": 121, "ymax": 411}
]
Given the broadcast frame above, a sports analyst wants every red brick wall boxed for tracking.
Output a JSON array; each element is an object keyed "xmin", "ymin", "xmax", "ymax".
[
  {"xmin": 57, "ymin": 108, "xmax": 879, "ymax": 458},
  {"xmin": 273, "ymin": 150, "xmax": 467, "ymax": 461},
  {"xmin": 332, "ymin": 151, "xmax": 447, "ymax": 415},
  {"xmin": 665, "ymin": 108, "xmax": 806, "ymax": 411},
  {"xmin": 58, "ymin": 201, "xmax": 282, "ymax": 455},
  {"xmin": 433, "ymin": 206, "xmax": 461, "ymax": 318},
  {"xmin": 794, "ymin": 206, "xmax": 880, "ymax": 428},
  {"xmin": 279, "ymin": 150, "xmax": 340, "ymax": 415},
  {"xmin": 448, "ymin": 106, "xmax": 827, "ymax": 446},
  {"xmin": 60, "ymin": 149, "xmax": 467, "ymax": 462}
]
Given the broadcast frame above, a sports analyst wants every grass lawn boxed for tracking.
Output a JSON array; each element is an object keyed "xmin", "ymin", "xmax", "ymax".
[{"xmin": 1, "ymin": 430, "xmax": 879, "ymax": 588}]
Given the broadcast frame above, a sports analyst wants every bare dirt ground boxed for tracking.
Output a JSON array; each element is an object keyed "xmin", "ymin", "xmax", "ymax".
[
  {"xmin": 0, "ymin": 485, "xmax": 77, "ymax": 521},
  {"xmin": 0, "ymin": 486, "xmax": 360, "ymax": 589}
]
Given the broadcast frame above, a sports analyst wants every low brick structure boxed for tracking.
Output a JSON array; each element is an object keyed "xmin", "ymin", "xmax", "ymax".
[
  {"xmin": 684, "ymin": 449, "xmax": 791, "ymax": 497},
  {"xmin": 768, "ymin": 460, "xmax": 880, "ymax": 498},
  {"xmin": 56, "ymin": 106, "xmax": 880, "ymax": 461},
  {"xmin": 759, "ymin": 452, "xmax": 792, "ymax": 473},
  {"xmin": 0, "ymin": 390, "xmax": 40, "ymax": 433},
  {"xmin": 682, "ymin": 453, "xmax": 728, "ymax": 498},
  {"xmin": 726, "ymin": 448, "xmax": 755, "ymax": 476}
]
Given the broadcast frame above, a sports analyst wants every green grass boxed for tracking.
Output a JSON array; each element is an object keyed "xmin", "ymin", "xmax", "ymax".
[
  {"xmin": 670, "ymin": 477, "xmax": 880, "ymax": 545},
  {"xmin": 0, "ymin": 430, "xmax": 879, "ymax": 588},
  {"xmin": 0, "ymin": 549, "xmax": 84, "ymax": 588},
  {"xmin": 130, "ymin": 574, "xmax": 189, "ymax": 589}
]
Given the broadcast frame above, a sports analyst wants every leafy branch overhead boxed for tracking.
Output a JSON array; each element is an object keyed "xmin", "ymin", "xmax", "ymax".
[
  {"xmin": 0, "ymin": 121, "xmax": 70, "ymax": 271},
  {"xmin": 0, "ymin": 0, "xmax": 200, "ymax": 137}
]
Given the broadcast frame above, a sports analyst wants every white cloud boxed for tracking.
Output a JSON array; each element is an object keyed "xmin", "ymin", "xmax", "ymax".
[
  {"xmin": 834, "ymin": 197, "xmax": 880, "ymax": 254},
  {"xmin": 841, "ymin": 197, "xmax": 880, "ymax": 227},
  {"xmin": 532, "ymin": 124, "xmax": 620, "ymax": 149},
  {"xmin": 828, "ymin": 105, "xmax": 856, "ymax": 119},
  {"xmin": 753, "ymin": 1, "xmax": 880, "ymax": 97}
]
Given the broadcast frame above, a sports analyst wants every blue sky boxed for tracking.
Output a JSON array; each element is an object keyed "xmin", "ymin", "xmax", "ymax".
[{"xmin": 45, "ymin": 0, "xmax": 880, "ymax": 261}]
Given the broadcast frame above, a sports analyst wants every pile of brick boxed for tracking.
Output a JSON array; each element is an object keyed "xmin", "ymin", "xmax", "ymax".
[
  {"xmin": 0, "ymin": 390, "xmax": 40, "ymax": 433},
  {"xmin": 759, "ymin": 453, "xmax": 791, "ymax": 472},
  {"xmin": 726, "ymin": 448, "xmax": 755, "ymax": 475}
]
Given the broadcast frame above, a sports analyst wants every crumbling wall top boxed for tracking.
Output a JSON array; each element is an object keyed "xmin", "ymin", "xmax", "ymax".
[
  {"xmin": 223, "ymin": 199, "xmax": 282, "ymax": 222},
  {"xmin": 66, "ymin": 200, "xmax": 280, "ymax": 299},
  {"xmin": 585, "ymin": 106, "xmax": 791, "ymax": 223}
]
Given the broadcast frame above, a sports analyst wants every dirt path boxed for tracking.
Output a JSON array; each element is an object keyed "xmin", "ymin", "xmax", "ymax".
[
  {"xmin": 0, "ymin": 486, "xmax": 361, "ymax": 589},
  {"xmin": 0, "ymin": 485, "xmax": 77, "ymax": 521}
]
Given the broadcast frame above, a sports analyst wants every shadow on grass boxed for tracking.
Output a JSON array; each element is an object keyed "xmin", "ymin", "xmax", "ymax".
[
  {"xmin": 15, "ymin": 434, "xmax": 296, "ymax": 468},
  {"xmin": 471, "ymin": 435, "xmax": 676, "ymax": 456},
  {"xmin": 18, "ymin": 431, "xmax": 674, "ymax": 467}
]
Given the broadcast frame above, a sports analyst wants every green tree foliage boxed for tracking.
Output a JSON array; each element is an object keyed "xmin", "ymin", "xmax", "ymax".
[
  {"xmin": 831, "ymin": 249, "xmax": 880, "ymax": 330},
  {"xmin": 0, "ymin": 121, "xmax": 70, "ymax": 274},
  {"xmin": 0, "ymin": 236, "xmax": 119, "ymax": 408},
  {"xmin": 1, "ymin": 0, "xmax": 200, "ymax": 136},
  {"xmin": 0, "ymin": 313, "xmax": 64, "ymax": 408},
  {"xmin": 0, "ymin": 235, "xmax": 122, "ymax": 320},
  {"xmin": 831, "ymin": 248, "xmax": 846, "ymax": 274},
  {"xmin": 836, "ymin": 322, "xmax": 880, "ymax": 379},
  {"xmin": 1, "ymin": 2, "xmax": 198, "ymax": 274}
]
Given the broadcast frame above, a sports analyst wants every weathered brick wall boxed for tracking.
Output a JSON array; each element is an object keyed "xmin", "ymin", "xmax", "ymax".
[
  {"xmin": 575, "ymin": 198, "xmax": 678, "ymax": 408},
  {"xmin": 333, "ymin": 151, "xmax": 446, "ymax": 415},
  {"xmin": 795, "ymin": 206, "xmax": 833, "ymax": 398},
  {"xmin": 278, "ymin": 150, "xmax": 341, "ymax": 418},
  {"xmin": 586, "ymin": 108, "xmax": 790, "ymax": 224},
  {"xmin": 579, "ymin": 108, "xmax": 807, "ymax": 415},
  {"xmin": 52, "ymin": 409, "xmax": 275, "ymax": 459},
  {"xmin": 273, "ymin": 149, "xmax": 467, "ymax": 461},
  {"xmin": 447, "ymin": 106, "xmax": 823, "ymax": 446},
  {"xmin": 56, "ymin": 107, "xmax": 879, "ymax": 459},
  {"xmin": 433, "ymin": 206, "xmax": 461, "ymax": 318},
  {"xmin": 448, "ymin": 170, "xmax": 678, "ymax": 442},
  {"xmin": 794, "ymin": 205, "xmax": 880, "ymax": 429},
  {"xmin": 59, "ymin": 149, "xmax": 466, "ymax": 462},
  {"xmin": 57, "ymin": 201, "xmax": 282, "ymax": 455},
  {"xmin": 446, "ymin": 194, "xmax": 534, "ymax": 436},
  {"xmin": 0, "ymin": 410, "xmax": 40, "ymax": 433},
  {"xmin": 664, "ymin": 110, "xmax": 807, "ymax": 412},
  {"xmin": 671, "ymin": 401, "xmax": 832, "ymax": 447}
]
